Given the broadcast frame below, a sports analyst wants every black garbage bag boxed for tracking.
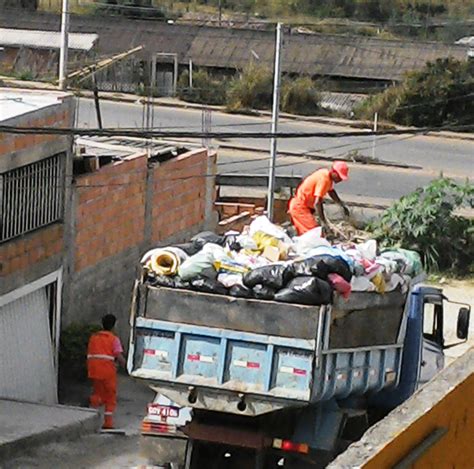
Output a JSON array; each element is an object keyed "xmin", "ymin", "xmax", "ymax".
[
  {"xmin": 275, "ymin": 276, "xmax": 333, "ymax": 305},
  {"xmin": 228, "ymin": 241, "xmax": 242, "ymax": 252},
  {"xmin": 172, "ymin": 242, "xmax": 200, "ymax": 256},
  {"xmin": 191, "ymin": 231, "xmax": 225, "ymax": 249},
  {"xmin": 293, "ymin": 255, "xmax": 352, "ymax": 282},
  {"xmin": 253, "ymin": 284, "xmax": 275, "ymax": 300},
  {"xmin": 243, "ymin": 264, "xmax": 295, "ymax": 290},
  {"xmin": 200, "ymin": 266, "xmax": 218, "ymax": 280},
  {"xmin": 224, "ymin": 234, "xmax": 242, "ymax": 252},
  {"xmin": 190, "ymin": 277, "xmax": 228, "ymax": 295},
  {"xmin": 149, "ymin": 275, "xmax": 176, "ymax": 288},
  {"xmin": 229, "ymin": 284, "xmax": 253, "ymax": 299},
  {"xmin": 293, "ymin": 256, "xmax": 330, "ymax": 278},
  {"xmin": 174, "ymin": 277, "xmax": 191, "ymax": 289}
]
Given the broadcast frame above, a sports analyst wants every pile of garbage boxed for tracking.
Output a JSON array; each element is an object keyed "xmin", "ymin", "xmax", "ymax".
[{"xmin": 141, "ymin": 216, "xmax": 423, "ymax": 307}]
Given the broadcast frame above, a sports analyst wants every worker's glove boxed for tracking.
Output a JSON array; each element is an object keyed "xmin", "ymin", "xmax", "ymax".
[
  {"xmin": 321, "ymin": 222, "xmax": 332, "ymax": 237},
  {"xmin": 342, "ymin": 204, "xmax": 350, "ymax": 218}
]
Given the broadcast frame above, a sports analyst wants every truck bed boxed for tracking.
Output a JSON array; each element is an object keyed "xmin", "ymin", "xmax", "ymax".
[{"xmin": 128, "ymin": 284, "xmax": 407, "ymax": 415}]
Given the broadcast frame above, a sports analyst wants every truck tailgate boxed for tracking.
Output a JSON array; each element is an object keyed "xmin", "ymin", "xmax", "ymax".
[{"xmin": 129, "ymin": 317, "xmax": 316, "ymax": 407}]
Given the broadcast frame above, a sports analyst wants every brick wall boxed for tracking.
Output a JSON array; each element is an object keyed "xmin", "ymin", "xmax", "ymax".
[
  {"xmin": 0, "ymin": 95, "xmax": 74, "ymax": 296},
  {"xmin": 0, "ymin": 107, "xmax": 71, "ymax": 166},
  {"xmin": 63, "ymin": 147, "xmax": 217, "ymax": 343},
  {"xmin": 151, "ymin": 149, "xmax": 209, "ymax": 242},
  {"xmin": 0, "ymin": 224, "xmax": 63, "ymax": 277},
  {"xmin": 74, "ymin": 154, "xmax": 147, "ymax": 272}
]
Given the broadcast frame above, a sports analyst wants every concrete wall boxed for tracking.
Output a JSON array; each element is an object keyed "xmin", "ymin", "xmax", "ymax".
[
  {"xmin": 329, "ymin": 347, "xmax": 474, "ymax": 469},
  {"xmin": 63, "ymin": 147, "xmax": 217, "ymax": 343},
  {"xmin": 0, "ymin": 47, "xmax": 91, "ymax": 81},
  {"xmin": 0, "ymin": 94, "xmax": 74, "ymax": 296}
]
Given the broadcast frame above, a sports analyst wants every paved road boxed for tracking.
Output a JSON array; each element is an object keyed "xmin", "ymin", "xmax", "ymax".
[{"xmin": 77, "ymin": 98, "xmax": 473, "ymax": 201}]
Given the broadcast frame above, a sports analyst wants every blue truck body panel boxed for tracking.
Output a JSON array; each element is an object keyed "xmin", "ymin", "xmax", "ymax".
[{"xmin": 128, "ymin": 285, "xmax": 412, "ymax": 413}]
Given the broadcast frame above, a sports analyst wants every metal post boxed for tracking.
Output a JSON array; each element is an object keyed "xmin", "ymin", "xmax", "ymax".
[
  {"xmin": 92, "ymin": 72, "xmax": 103, "ymax": 129},
  {"xmin": 173, "ymin": 55, "xmax": 178, "ymax": 96},
  {"xmin": 218, "ymin": 0, "xmax": 222, "ymax": 27},
  {"xmin": 266, "ymin": 23, "xmax": 283, "ymax": 221},
  {"xmin": 189, "ymin": 59, "xmax": 193, "ymax": 89},
  {"xmin": 58, "ymin": 0, "xmax": 70, "ymax": 90},
  {"xmin": 371, "ymin": 112, "xmax": 378, "ymax": 160}
]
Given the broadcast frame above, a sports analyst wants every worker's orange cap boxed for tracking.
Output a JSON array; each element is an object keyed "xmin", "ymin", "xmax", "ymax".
[{"xmin": 332, "ymin": 161, "xmax": 349, "ymax": 180}]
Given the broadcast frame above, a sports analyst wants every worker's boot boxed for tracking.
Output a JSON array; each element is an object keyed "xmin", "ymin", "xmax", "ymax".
[{"xmin": 103, "ymin": 412, "xmax": 114, "ymax": 429}]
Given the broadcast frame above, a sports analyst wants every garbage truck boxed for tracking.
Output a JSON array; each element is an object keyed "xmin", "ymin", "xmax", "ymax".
[{"xmin": 127, "ymin": 276, "xmax": 470, "ymax": 468}]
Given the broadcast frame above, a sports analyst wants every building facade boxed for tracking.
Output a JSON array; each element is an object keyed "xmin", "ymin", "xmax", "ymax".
[
  {"xmin": 0, "ymin": 88, "xmax": 75, "ymax": 405},
  {"xmin": 0, "ymin": 89, "xmax": 217, "ymax": 404}
]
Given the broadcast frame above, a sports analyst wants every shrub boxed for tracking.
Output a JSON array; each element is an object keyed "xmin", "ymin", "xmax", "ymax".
[
  {"xmin": 281, "ymin": 76, "xmax": 321, "ymax": 115},
  {"xmin": 177, "ymin": 70, "xmax": 227, "ymax": 105},
  {"xmin": 59, "ymin": 322, "xmax": 101, "ymax": 382},
  {"xmin": 226, "ymin": 63, "xmax": 274, "ymax": 112},
  {"xmin": 369, "ymin": 178, "xmax": 474, "ymax": 274},
  {"xmin": 355, "ymin": 58, "xmax": 474, "ymax": 127}
]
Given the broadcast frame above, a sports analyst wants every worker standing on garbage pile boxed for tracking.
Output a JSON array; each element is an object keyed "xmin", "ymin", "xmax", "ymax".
[
  {"xmin": 288, "ymin": 161, "xmax": 350, "ymax": 236},
  {"xmin": 87, "ymin": 314, "xmax": 126, "ymax": 429}
]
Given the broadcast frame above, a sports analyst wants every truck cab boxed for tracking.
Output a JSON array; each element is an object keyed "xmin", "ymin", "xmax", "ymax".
[{"xmin": 371, "ymin": 285, "xmax": 470, "ymax": 410}]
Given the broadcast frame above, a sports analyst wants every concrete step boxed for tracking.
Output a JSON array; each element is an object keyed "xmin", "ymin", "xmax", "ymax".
[{"xmin": 0, "ymin": 399, "xmax": 100, "ymax": 462}]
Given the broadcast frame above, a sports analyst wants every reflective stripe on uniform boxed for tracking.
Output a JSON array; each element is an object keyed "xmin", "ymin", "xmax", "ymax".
[{"xmin": 87, "ymin": 354, "xmax": 115, "ymax": 361}]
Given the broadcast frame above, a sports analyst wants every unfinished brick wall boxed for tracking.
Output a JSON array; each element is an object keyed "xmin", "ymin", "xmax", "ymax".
[
  {"xmin": 74, "ymin": 154, "xmax": 147, "ymax": 272},
  {"xmin": 0, "ymin": 107, "xmax": 71, "ymax": 159},
  {"xmin": 151, "ymin": 149, "xmax": 209, "ymax": 243},
  {"xmin": 66, "ymin": 147, "xmax": 215, "ymax": 342},
  {"xmin": 0, "ymin": 224, "xmax": 63, "ymax": 277}
]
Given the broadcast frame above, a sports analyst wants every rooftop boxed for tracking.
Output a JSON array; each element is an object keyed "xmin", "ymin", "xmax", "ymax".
[
  {"xmin": 0, "ymin": 11, "xmax": 469, "ymax": 81},
  {"xmin": 0, "ymin": 27, "xmax": 98, "ymax": 51},
  {"xmin": 0, "ymin": 88, "xmax": 70, "ymax": 122}
]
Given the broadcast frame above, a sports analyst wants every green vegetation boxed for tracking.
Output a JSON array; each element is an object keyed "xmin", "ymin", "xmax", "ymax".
[
  {"xmin": 281, "ymin": 76, "xmax": 321, "ymax": 115},
  {"xmin": 369, "ymin": 178, "xmax": 474, "ymax": 274},
  {"xmin": 59, "ymin": 322, "xmax": 101, "ymax": 382},
  {"xmin": 226, "ymin": 63, "xmax": 274, "ymax": 112},
  {"xmin": 178, "ymin": 69, "xmax": 227, "ymax": 105},
  {"xmin": 37, "ymin": 1, "xmax": 474, "ymax": 41},
  {"xmin": 355, "ymin": 58, "xmax": 474, "ymax": 127},
  {"xmin": 178, "ymin": 64, "xmax": 322, "ymax": 115}
]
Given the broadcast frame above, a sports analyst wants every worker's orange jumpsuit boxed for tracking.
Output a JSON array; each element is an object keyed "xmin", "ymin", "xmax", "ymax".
[
  {"xmin": 87, "ymin": 330, "xmax": 121, "ymax": 429},
  {"xmin": 288, "ymin": 168, "xmax": 333, "ymax": 235}
]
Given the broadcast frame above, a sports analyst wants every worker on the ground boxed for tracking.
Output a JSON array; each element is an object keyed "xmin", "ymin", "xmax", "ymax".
[
  {"xmin": 288, "ymin": 161, "xmax": 350, "ymax": 235},
  {"xmin": 87, "ymin": 314, "xmax": 126, "ymax": 429}
]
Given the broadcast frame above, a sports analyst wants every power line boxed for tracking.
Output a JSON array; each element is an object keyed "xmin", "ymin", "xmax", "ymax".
[{"xmin": 1, "ymin": 123, "xmax": 473, "ymax": 138}]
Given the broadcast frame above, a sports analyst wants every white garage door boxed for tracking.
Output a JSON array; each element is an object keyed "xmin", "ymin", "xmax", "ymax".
[{"xmin": 0, "ymin": 287, "xmax": 57, "ymax": 404}]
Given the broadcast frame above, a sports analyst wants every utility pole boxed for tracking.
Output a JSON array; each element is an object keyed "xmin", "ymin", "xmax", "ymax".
[
  {"xmin": 189, "ymin": 59, "xmax": 193, "ymax": 90},
  {"xmin": 92, "ymin": 71, "xmax": 103, "ymax": 129},
  {"xmin": 266, "ymin": 22, "xmax": 283, "ymax": 221},
  {"xmin": 59, "ymin": 0, "xmax": 69, "ymax": 90},
  {"xmin": 371, "ymin": 112, "xmax": 378, "ymax": 161}
]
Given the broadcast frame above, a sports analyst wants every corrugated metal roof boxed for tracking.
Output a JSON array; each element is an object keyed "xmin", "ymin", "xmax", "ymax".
[
  {"xmin": 0, "ymin": 28, "xmax": 98, "ymax": 51},
  {"xmin": 319, "ymin": 92, "xmax": 366, "ymax": 113},
  {"xmin": 0, "ymin": 10, "xmax": 469, "ymax": 81},
  {"xmin": 184, "ymin": 29, "xmax": 468, "ymax": 81}
]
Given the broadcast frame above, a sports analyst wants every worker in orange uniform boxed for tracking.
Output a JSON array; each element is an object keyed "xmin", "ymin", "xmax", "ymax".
[
  {"xmin": 288, "ymin": 161, "xmax": 350, "ymax": 235},
  {"xmin": 87, "ymin": 314, "xmax": 126, "ymax": 429}
]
